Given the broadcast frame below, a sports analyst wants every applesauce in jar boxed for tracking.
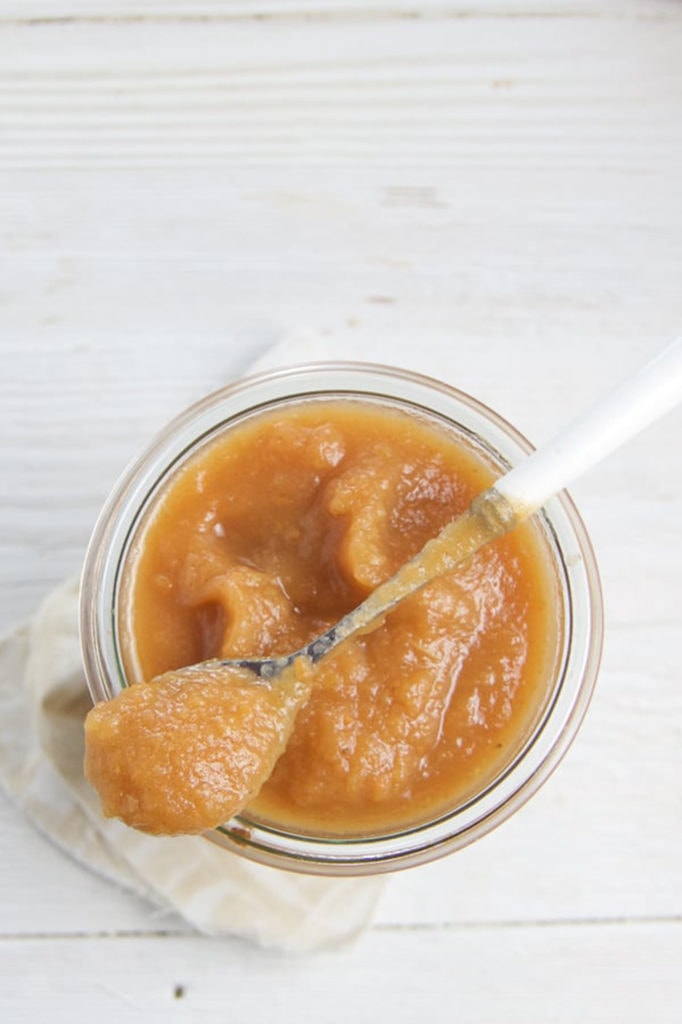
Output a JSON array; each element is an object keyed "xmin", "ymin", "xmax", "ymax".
[{"xmin": 116, "ymin": 398, "xmax": 563, "ymax": 837}]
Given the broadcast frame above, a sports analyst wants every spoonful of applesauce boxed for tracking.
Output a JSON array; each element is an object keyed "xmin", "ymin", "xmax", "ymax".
[{"xmin": 84, "ymin": 338, "xmax": 682, "ymax": 835}]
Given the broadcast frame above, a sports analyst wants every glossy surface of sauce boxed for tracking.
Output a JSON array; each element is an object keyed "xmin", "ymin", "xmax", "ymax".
[{"xmin": 112, "ymin": 400, "xmax": 562, "ymax": 835}]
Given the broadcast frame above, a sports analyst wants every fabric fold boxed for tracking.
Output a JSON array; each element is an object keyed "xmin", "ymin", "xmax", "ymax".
[{"xmin": 0, "ymin": 578, "xmax": 384, "ymax": 951}]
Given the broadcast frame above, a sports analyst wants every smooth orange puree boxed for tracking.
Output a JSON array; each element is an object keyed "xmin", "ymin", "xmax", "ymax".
[{"xmin": 89, "ymin": 400, "xmax": 563, "ymax": 837}]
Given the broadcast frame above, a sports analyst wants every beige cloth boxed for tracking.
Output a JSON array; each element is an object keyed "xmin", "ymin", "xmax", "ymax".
[
  {"xmin": 0, "ymin": 334, "xmax": 490, "ymax": 949},
  {"xmin": 0, "ymin": 335, "xmax": 407, "ymax": 952},
  {"xmin": 0, "ymin": 578, "xmax": 384, "ymax": 951}
]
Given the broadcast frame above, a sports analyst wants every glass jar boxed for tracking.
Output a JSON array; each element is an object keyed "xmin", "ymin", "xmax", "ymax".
[{"xmin": 80, "ymin": 362, "xmax": 603, "ymax": 875}]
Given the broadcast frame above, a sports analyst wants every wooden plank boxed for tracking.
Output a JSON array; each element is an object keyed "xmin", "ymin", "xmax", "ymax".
[
  {"xmin": 1, "ymin": 16, "xmax": 680, "ymax": 170},
  {"xmin": 1, "ymin": 1, "xmax": 680, "ymax": 26},
  {"xmin": 0, "ymin": 924, "xmax": 680, "ymax": 1022}
]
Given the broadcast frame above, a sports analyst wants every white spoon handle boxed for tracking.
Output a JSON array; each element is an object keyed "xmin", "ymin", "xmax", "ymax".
[{"xmin": 495, "ymin": 337, "xmax": 682, "ymax": 516}]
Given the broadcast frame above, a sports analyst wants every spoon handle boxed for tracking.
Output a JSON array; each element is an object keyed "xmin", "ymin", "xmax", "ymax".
[
  {"xmin": 223, "ymin": 336, "xmax": 682, "ymax": 678},
  {"xmin": 315, "ymin": 336, "xmax": 682, "ymax": 659},
  {"xmin": 495, "ymin": 336, "xmax": 682, "ymax": 516}
]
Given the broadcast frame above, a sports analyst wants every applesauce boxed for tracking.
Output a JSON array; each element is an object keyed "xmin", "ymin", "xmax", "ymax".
[
  {"xmin": 81, "ymin": 363, "xmax": 602, "ymax": 873},
  {"xmin": 116, "ymin": 400, "xmax": 561, "ymax": 836}
]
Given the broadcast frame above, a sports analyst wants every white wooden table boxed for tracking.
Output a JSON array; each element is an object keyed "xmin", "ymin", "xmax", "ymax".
[{"xmin": 1, "ymin": 2, "xmax": 681, "ymax": 1020}]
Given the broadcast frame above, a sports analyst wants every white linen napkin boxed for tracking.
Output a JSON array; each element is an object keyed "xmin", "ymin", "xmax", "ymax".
[{"xmin": 0, "ymin": 580, "xmax": 384, "ymax": 950}]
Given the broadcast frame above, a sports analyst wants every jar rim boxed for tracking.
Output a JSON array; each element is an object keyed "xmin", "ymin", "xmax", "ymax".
[{"xmin": 80, "ymin": 361, "xmax": 603, "ymax": 875}]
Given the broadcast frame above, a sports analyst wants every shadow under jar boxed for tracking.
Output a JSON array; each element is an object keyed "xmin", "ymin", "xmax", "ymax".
[{"xmin": 80, "ymin": 362, "xmax": 603, "ymax": 875}]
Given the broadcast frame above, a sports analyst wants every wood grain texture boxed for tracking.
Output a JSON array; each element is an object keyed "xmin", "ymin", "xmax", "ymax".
[
  {"xmin": 0, "ymin": 3, "xmax": 681, "ymax": 1018},
  {"xmin": 1, "ymin": 15, "xmax": 681, "ymax": 169},
  {"xmin": 1, "ymin": 925, "xmax": 681, "ymax": 1023},
  {"xmin": 3, "ymin": 1, "xmax": 681, "ymax": 24}
]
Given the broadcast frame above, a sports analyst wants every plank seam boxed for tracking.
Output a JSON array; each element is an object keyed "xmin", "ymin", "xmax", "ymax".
[
  {"xmin": 1, "ymin": 915, "xmax": 681, "ymax": 941},
  {"xmin": 1, "ymin": 8, "xmax": 681, "ymax": 28}
]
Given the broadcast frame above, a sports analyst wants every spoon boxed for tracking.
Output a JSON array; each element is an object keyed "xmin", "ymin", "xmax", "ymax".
[
  {"xmin": 218, "ymin": 335, "xmax": 682, "ymax": 682},
  {"xmin": 84, "ymin": 337, "xmax": 682, "ymax": 835}
]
